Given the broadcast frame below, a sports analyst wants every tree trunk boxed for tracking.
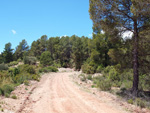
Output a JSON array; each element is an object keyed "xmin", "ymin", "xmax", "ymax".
[{"xmin": 132, "ymin": 21, "xmax": 139, "ymax": 96}]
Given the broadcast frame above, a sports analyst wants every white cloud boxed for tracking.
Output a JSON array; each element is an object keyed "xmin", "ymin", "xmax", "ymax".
[
  {"xmin": 101, "ymin": 30, "xmax": 105, "ymax": 34},
  {"xmin": 122, "ymin": 31, "xmax": 133, "ymax": 39},
  {"xmin": 89, "ymin": 34, "xmax": 92, "ymax": 37},
  {"xmin": 11, "ymin": 29, "xmax": 17, "ymax": 34},
  {"xmin": 60, "ymin": 35, "xmax": 67, "ymax": 38}
]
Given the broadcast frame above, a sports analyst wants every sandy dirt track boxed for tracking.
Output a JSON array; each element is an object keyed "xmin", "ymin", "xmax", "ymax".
[{"xmin": 17, "ymin": 70, "xmax": 128, "ymax": 113}]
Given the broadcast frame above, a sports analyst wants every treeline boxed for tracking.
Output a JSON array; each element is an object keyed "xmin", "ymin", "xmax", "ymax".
[
  {"xmin": 1, "ymin": 33, "xmax": 150, "ymax": 81},
  {"xmin": 0, "ymin": 35, "xmax": 90, "ymax": 70}
]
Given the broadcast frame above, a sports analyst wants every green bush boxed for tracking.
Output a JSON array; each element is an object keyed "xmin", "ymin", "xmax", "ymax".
[
  {"xmin": 127, "ymin": 99, "xmax": 133, "ymax": 104},
  {"xmin": 135, "ymin": 98, "xmax": 146, "ymax": 108},
  {"xmin": 32, "ymin": 74, "xmax": 40, "ymax": 81},
  {"xmin": 17, "ymin": 58, "xmax": 22, "ymax": 62},
  {"xmin": 81, "ymin": 64, "xmax": 95, "ymax": 74},
  {"xmin": 26, "ymin": 66, "xmax": 36, "ymax": 74},
  {"xmin": 99, "ymin": 80, "xmax": 112, "ymax": 91},
  {"xmin": 96, "ymin": 76, "xmax": 112, "ymax": 91},
  {"xmin": 39, "ymin": 66, "xmax": 58, "ymax": 73},
  {"xmin": 5, "ymin": 93, "xmax": 10, "ymax": 98},
  {"xmin": 96, "ymin": 65, "xmax": 104, "ymax": 73},
  {"xmin": 24, "ymin": 80, "xmax": 29, "ymax": 86},
  {"xmin": 18, "ymin": 64, "xmax": 35, "ymax": 74},
  {"xmin": 0, "ymin": 63, "xmax": 8, "ymax": 71},
  {"xmin": 119, "ymin": 69, "xmax": 133, "ymax": 81},
  {"xmin": 139, "ymin": 74, "xmax": 150, "ymax": 91},
  {"xmin": 8, "ymin": 68, "xmax": 20, "ymax": 77},
  {"xmin": 108, "ymin": 68, "xmax": 120, "ymax": 81},
  {"xmin": 112, "ymin": 80, "xmax": 122, "ymax": 87},
  {"xmin": 11, "ymin": 64, "xmax": 40, "ymax": 83},
  {"xmin": 0, "ymin": 84, "xmax": 14, "ymax": 96},
  {"xmin": 104, "ymin": 66, "xmax": 113, "ymax": 74},
  {"xmin": 24, "ymin": 56, "xmax": 37, "ymax": 65},
  {"xmin": 11, "ymin": 95, "xmax": 17, "ymax": 99},
  {"xmin": 8, "ymin": 61, "xmax": 18, "ymax": 67},
  {"xmin": 79, "ymin": 74, "xmax": 86, "ymax": 82},
  {"xmin": 40, "ymin": 51, "xmax": 52, "ymax": 66},
  {"xmin": 87, "ymin": 75, "xmax": 92, "ymax": 80},
  {"xmin": 121, "ymin": 80, "xmax": 132, "ymax": 89}
]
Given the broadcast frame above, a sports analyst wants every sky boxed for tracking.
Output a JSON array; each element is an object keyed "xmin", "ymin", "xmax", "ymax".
[{"xmin": 0, "ymin": 0, "xmax": 93, "ymax": 53}]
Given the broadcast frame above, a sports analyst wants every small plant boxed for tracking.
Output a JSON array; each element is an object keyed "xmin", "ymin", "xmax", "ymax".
[
  {"xmin": 23, "ymin": 56, "xmax": 37, "ymax": 65},
  {"xmin": 97, "ymin": 76, "xmax": 112, "ymax": 91},
  {"xmin": 1, "ymin": 108, "xmax": 4, "ymax": 112},
  {"xmin": 0, "ymin": 63, "xmax": 8, "ymax": 71},
  {"xmin": 79, "ymin": 74, "xmax": 86, "ymax": 82},
  {"xmin": 96, "ymin": 65, "xmax": 103, "ymax": 73},
  {"xmin": 26, "ymin": 65, "xmax": 36, "ymax": 74},
  {"xmin": 135, "ymin": 98, "xmax": 146, "ymax": 108},
  {"xmin": 4, "ymin": 93, "xmax": 10, "ymax": 98},
  {"xmin": 91, "ymin": 85, "xmax": 95, "ymax": 88},
  {"xmin": 87, "ymin": 75, "xmax": 92, "ymax": 80},
  {"xmin": 11, "ymin": 95, "xmax": 17, "ymax": 99},
  {"xmin": 8, "ymin": 61, "xmax": 18, "ymax": 67},
  {"xmin": 39, "ymin": 66, "xmax": 58, "ymax": 73},
  {"xmin": 127, "ymin": 99, "xmax": 133, "ymax": 104},
  {"xmin": 24, "ymin": 80, "xmax": 29, "ymax": 86},
  {"xmin": 0, "ymin": 84, "xmax": 14, "ymax": 96}
]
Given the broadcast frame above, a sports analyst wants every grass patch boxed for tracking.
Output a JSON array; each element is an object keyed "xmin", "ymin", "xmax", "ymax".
[{"xmin": 11, "ymin": 95, "xmax": 17, "ymax": 99}]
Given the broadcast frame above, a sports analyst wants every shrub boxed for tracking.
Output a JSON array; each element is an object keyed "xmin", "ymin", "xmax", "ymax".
[
  {"xmin": 32, "ymin": 74, "xmax": 40, "ymax": 81},
  {"xmin": 18, "ymin": 64, "xmax": 35, "ymax": 74},
  {"xmin": 112, "ymin": 80, "xmax": 122, "ymax": 87},
  {"xmin": 119, "ymin": 69, "xmax": 133, "ymax": 81},
  {"xmin": 87, "ymin": 75, "xmax": 92, "ymax": 80},
  {"xmin": 8, "ymin": 61, "xmax": 18, "ymax": 67},
  {"xmin": 5, "ymin": 93, "xmax": 10, "ymax": 98},
  {"xmin": 127, "ymin": 99, "xmax": 133, "ymax": 104},
  {"xmin": 24, "ymin": 80, "xmax": 29, "ymax": 86},
  {"xmin": 108, "ymin": 68, "xmax": 120, "ymax": 81},
  {"xmin": 11, "ymin": 95, "xmax": 17, "ymax": 99},
  {"xmin": 79, "ymin": 74, "xmax": 86, "ymax": 82},
  {"xmin": 17, "ymin": 58, "xmax": 22, "ymax": 62},
  {"xmin": 135, "ymin": 98, "xmax": 146, "ymax": 108},
  {"xmin": 121, "ymin": 80, "xmax": 132, "ymax": 89},
  {"xmin": 39, "ymin": 66, "xmax": 58, "ymax": 73},
  {"xmin": 139, "ymin": 74, "xmax": 150, "ymax": 91},
  {"xmin": 99, "ymin": 80, "xmax": 112, "ymax": 91},
  {"xmin": 26, "ymin": 66, "xmax": 35, "ymax": 74},
  {"xmin": 11, "ymin": 64, "xmax": 40, "ymax": 83},
  {"xmin": 104, "ymin": 66, "xmax": 113, "ymax": 74},
  {"xmin": 0, "ymin": 63, "xmax": 8, "ymax": 71},
  {"xmin": 8, "ymin": 68, "xmax": 20, "ymax": 77},
  {"xmin": 24, "ymin": 56, "xmax": 37, "ymax": 65},
  {"xmin": 96, "ymin": 65, "xmax": 104, "ymax": 73},
  {"xmin": 81, "ymin": 64, "xmax": 95, "ymax": 74},
  {"xmin": 40, "ymin": 51, "xmax": 52, "ymax": 66},
  {"xmin": 96, "ymin": 76, "xmax": 112, "ymax": 91},
  {"xmin": 0, "ymin": 84, "xmax": 14, "ymax": 96}
]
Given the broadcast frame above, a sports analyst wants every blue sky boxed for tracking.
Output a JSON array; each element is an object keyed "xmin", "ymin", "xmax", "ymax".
[{"xmin": 0, "ymin": 0, "xmax": 93, "ymax": 52}]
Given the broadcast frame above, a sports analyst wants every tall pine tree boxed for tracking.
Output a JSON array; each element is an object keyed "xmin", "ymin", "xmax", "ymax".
[{"xmin": 89, "ymin": 0, "xmax": 150, "ymax": 96}]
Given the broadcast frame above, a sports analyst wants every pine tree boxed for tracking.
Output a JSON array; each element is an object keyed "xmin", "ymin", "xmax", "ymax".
[{"xmin": 89, "ymin": 0, "xmax": 150, "ymax": 96}]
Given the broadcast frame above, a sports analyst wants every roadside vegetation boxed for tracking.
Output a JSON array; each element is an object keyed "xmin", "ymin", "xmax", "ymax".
[{"xmin": 0, "ymin": 46, "xmax": 58, "ymax": 98}]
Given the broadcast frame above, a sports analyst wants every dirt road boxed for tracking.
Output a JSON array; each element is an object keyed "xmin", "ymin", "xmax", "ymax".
[{"xmin": 18, "ymin": 70, "xmax": 128, "ymax": 113}]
